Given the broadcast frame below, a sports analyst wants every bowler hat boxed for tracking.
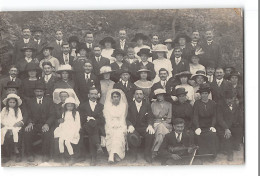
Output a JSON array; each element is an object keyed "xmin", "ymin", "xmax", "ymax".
[
  {"xmin": 118, "ymin": 68, "xmax": 131, "ymax": 75},
  {"xmin": 34, "ymin": 81, "xmax": 46, "ymax": 90},
  {"xmin": 172, "ymin": 118, "xmax": 185, "ymax": 125},
  {"xmin": 206, "ymin": 61, "xmax": 216, "ymax": 69},
  {"xmin": 41, "ymin": 44, "xmax": 54, "ymax": 52},
  {"xmin": 131, "ymin": 33, "xmax": 148, "ymax": 42},
  {"xmin": 137, "ymin": 48, "xmax": 152, "ymax": 57},
  {"xmin": 4, "ymin": 81, "xmax": 20, "ymax": 90},
  {"xmin": 20, "ymin": 45, "xmax": 36, "ymax": 52},
  {"xmin": 3, "ymin": 94, "xmax": 22, "ymax": 106},
  {"xmin": 174, "ymin": 88, "xmax": 188, "ymax": 97},
  {"xmin": 174, "ymin": 33, "xmax": 191, "ymax": 43},
  {"xmin": 175, "ymin": 71, "xmax": 192, "ymax": 79},
  {"xmin": 196, "ymin": 83, "xmax": 211, "ymax": 93},
  {"xmin": 25, "ymin": 62, "xmax": 41, "ymax": 72},
  {"xmin": 99, "ymin": 36, "xmax": 116, "ymax": 46},
  {"xmin": 111, "ymin": 49, "xmax": 126, "ymax": 57},
  {"xmin": 137, "ymin": 66, "xmax": 151, "ymax": 73},
  {"xmin": 127, "ymin": 131, "xmax": 141, "ymax": 147},
  {"xmin": 68, "ymin": 36, "xmax": 79, "ymax": 44}
]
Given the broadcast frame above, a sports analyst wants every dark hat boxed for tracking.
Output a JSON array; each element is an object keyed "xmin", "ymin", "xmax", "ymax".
[
  {"xmin": 224, "ymin": 90, "xmax": 235, "ymax": 99},
  {"xmin": 137, "ymin": 48, "xmax": 152, "ymax": 57},
  {"xmin": 111, "ymin": 49, "xmax": 126, "ymax": 57},
  {"xmin": 127, "ymin": 131, "xmax": 141, "ymax": 147},
  {"xmin": 20, "ymin": 45, "xmax": 37, "ymax": 52},
  {"xmin": 172, "ymin": 118, "xmax": 185, "ymax": 125},
  {"xmin": 76, "ymin": 43, "xmax": 90, "ymax": 53},
  {"xmin": 131, "ymin": 33, "xmax": 149, "ymax": 42},
  {"xmin": 174, "ymin": 88, "xmax": 188, "ymax": 97},
  {"xmin": 224, "ymin": 64, "xmax": 235, "ymax": 70},
  {"xmin": 4, "ymin": 81, "xmax": 20, "ymax": 90},
  {"xmin": 175, "ymin": 71, "xmax": 192, "ymax": 79},
  {"xmin": 99, "ymin": 36, "xmax": 116, "ymax": 46},
  {"xmin": 118, "ymin": 68, "xmax": 131, "ymax": 75},
  {"xmin": 41, "ymin": 43, "xmax": 54, "ymax": 52},
  {"xmin": 32, "ymin": 26, "xmax": 43, "ymax": 33},
  {"xmin": 68, "ymin": 36, "xmax": 79, "ymax": 43},
  {"xmin": 174, "ymin": 33, "xmax": 191, "ymax": 43},
  {"xmin": 137, "ymin": 66, "xmax": 151, "ymax": 73},
  {"xmin": 228, "ymin": 71, "xmax": 241, "ymax": 80},
  {"xmin": 163, "ymin": 39, "xmax": 175, "ymax": 46},
  {"xmin": 21, "ymin": 25, "xmax": 31, "ymax": 31},
  {"xmin": 34, "ymin": 81, "xmax": 46, "ymax": 90},
  {"xmin": 197, "ymin": 83, "xmax": 211, "ymax": 93},
  {"xmin": 42, "ymin": 61, "xmax": 53, "ymax": 68},
  {"xmin": 25, "ymin": 62, "xmax": 41, "ymax": 72}
]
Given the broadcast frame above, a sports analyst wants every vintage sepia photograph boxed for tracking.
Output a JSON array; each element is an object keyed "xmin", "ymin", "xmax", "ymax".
[{"xmin": 0, "ymin": 8, "xmax": 244, "ymax": 167}]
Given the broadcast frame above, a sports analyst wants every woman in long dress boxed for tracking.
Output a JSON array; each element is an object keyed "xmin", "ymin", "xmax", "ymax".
[{"xmin": 103, "ymin": 89, "xmax": 128, "ymax": 163}]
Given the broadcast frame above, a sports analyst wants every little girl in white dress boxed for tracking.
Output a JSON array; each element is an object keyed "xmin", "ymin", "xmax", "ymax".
[{"xmin": 54, "ymin": 97, "xmax": 81, "ymax": 158}]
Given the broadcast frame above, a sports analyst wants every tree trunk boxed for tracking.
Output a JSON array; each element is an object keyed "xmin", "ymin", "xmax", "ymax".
[{"xmin": 172, "ymin": 9, "xmax": 179, "ymax": 38}]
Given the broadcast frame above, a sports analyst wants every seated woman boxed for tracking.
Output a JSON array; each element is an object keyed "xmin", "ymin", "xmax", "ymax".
[
  {"xmin": 99, "ymin": 66, "xmax": 115, "ymax": 105},
  {"xmin": 189, "ymin": 55, "xmax": 205, "ymax": 75},
  {"xmin": 173, "ymin": 71, "xmax": 195, "ymax": 106},
  {"xmin": 103, "ymin": 89, "xmax": 128, "ymax": 164},
  {"xmin": 151, "ymin": 88, "xmax": 172, "ymax": 158},
  {"xmin": 20, "ymin": 62, "xmax": 41, "ymax": 101},
  {"xmin": 100, "ymin": 37, "xmax": 116, "ymax": 63},
  {"xmin": 134, "ymin": 67, "xmax": 153, "ymax": 103}
]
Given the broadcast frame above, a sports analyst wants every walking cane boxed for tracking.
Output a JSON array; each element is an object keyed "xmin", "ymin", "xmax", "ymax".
[{"xmin": 189, "ymin": 148, "xmax": 198, "ymax": 165}]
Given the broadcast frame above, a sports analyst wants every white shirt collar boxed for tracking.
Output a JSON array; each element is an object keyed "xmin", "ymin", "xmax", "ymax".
[
  {"xmin": 141, "ymin": 61, "xmax": 148, "ymax": 66},
  {"xmin": 175, "ymin": 132, "xmax": 182, "ymax": 140},
  {"xmin": 10, "ymin": 76, "xmax": 16, "ymax": 81},
  {"xmin": 89, "ymin": 100, "xmax": 97, "ymax": 105},
  {"xmin": 85, "ymin": 73, "xmax": 91, "ymax": 77},
  {"xmin": 120, "ymin": 39, "xmax": 126, "ymax": 43},
  {"xmin": 122, "ymin": 80, "xmax": 128, "ymax": 85},
  {"xmin": 23, "ymin": 38, "xmax": 29, "ymax": 43},
  {"xmin": 135, "ymin": 100, "xmax": 142, "ymax": 107},
  {"xmin": 37, "ymin": 97, "xmax": 43, "ymax": 103},
  {"xmin": 56, "ymin": 40, "xmax": 62, "ymax": 45},
  {"xmin": 217, "ymin": 78, "xmax": 223, "ymax": 83},
  {"xmin": 25, "ymin": 57, "xmax": 32, "ymax": 63}
]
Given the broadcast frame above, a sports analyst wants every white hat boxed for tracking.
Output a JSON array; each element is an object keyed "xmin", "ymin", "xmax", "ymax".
[
  {"xmin": 62, "ymin": 97, "xmax": 79, "ymax": 108},
  {"xmin": 152, "ymin": 44, "xmax": 168, "ymax": 52},
  {"xmin": 56, "ymin": 64, "xmax": 74, "ymax": 74},
  {"xmin": 52, "ymin": 88, "xmax": 80, "ymax": 105},
  {"xmin": 99, "ymin": 66, "xmax": 114, "ymax": 75},
  {"xmin": 3, "ymin": 94, "xmax": 22, "ymax": 106},
  {"xmin": 154, "ymin": 88, "xmax": 167, "ymax": 96}
]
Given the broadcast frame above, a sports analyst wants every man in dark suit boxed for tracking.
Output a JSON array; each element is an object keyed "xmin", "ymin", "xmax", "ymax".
[
  {"xmin": 24, "ymin": 81, "xmax": 55, "ymax": 162},
  {"xmin": 32, "ymin": 26, "xmax": 47, "ymax": 60},
  {"xmin": 58, "ymin": 42, "xmax": 74, "ymax": 66},
  {"xmin": 200, "ymin": 29, "xmax": 222, "ymax": 67},
  {"xmin": 115, "ymin": 29, "xmax": 129, "ymax": 52},
  {"xmin": 170, "ymin": 46, "xmax": 189, "ymax": 77},
  {"xmin": 126, "ymin": 88, "xmax": 155, "ymax": 163},
  {"xmin": 158, "ymin": 118, "xmax": 196, "ymax": 165},
  {"xmin": 84, "ymin": 31, "xmax": 95, "ymax": 50},
  {"xmin": 13, "ymin": 26, "xmax": 37, "ymax": 63},
  {"xmin": 210, "ymin": 67, "xmax": 232, "ymax": 104},
  {"xmin": 113, "ymin": 68, "xmax": 135, "ymax": 103},
  {"xmin": 0, "ymin": 65, "xmax": 22, "ymax": 100},
  {"xmin": 184, "ymin": 30, "xmax": 204, "ymax": 61},
  {"xmin": 89, "ymin": 45, "xmax": 110, "ymax": 75},
  {"xmin": 217, "ymin": 91, "xmax": 243, "ymax": 161},
  {"xmin": 48, "ymin": 29, "xmax": 64, "ymax": 59},
  {"xmin": 75, "ymin": 60, "xmax": 101, "ymax": 102},
  {"xmin": 79, "ymin": 88, "xmax": 105, "ymax": 166}
]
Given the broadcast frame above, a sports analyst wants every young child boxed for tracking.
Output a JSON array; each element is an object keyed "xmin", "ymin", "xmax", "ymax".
[
  {"xmin": 1, "ymin": 94, "xmax": 23, "ymax": 153},
  {"xmin": 54, "ymin": 97, "xmax": 81, "ymax": 162},
  {"xmin": 124, "ymin": 47, "xmax": 139, "ymax": 65}
]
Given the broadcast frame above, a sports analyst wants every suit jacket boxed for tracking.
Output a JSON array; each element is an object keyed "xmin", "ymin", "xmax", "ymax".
[
  {"xmin": 58, "ymin": 53, "xmax": 74, "ymax": 66},
  {"xmin": 39, "ymin": 74, "xmax": 58, "ymax": 97},
  {"xmin": 0, "ymin": 77, "xmax": 22, "ymax": 99},
  {"xmin": 26, "ymin": 96, "xmax": 55, "ymax": 126},
  {"xmin": 54, "ymin": 102, "xmax": 63, "ymax": 127},
  {"xmin": 110, "ymin": 61, "xmax": 130, "ymax": 83},
  {"xmin": 75, "ymin": 72, "xmax": 101, "ymax": 102},
  {"xmin": 170, "ymin": 57, "xmax": 189, "ymax": 76},
  {"xmin": 182, "ymin": 41, "xmax": 203, "ymax": 61},
  {"xmin": 158, "ymin": 131, "xmax": 194, "ymax": 158},
  {"xmin": 13, "ymin": 38, "xmax": 37, "ymax": 63},
  {"xmin": 200, "ymin": 41, "xmax": 221, "ymax": 67},
  {"xmin": 49, "ymin": 40, "xmax": 63, "ymax": 59},
  {"xmin": 210, "ymin": 79, "xmax": 232, "ymax": 103},
  {"xmin": 130, "ymin": 61, "xmax": 156, "ymax": 82},
  {"xmin": 16, "ymin": 59, "xmax": 40, "ymax": 79},
  {"xmin": 90, "ymin": 56, "xmax": 110, "ymax": 76},
  {"xmin": 34, "ymin": 38, "xmax": 47, "ymax": 60},
  {"xmin": 115, "ymin": 39, "xmax": 129, "ymax": 52},
  {"xmin": 113, "ymin": 80, "xmax": 135, "ymax": 103},
  {"xmin": 126, "ymin": 101, "xmax": 154, "ymax": 128}
]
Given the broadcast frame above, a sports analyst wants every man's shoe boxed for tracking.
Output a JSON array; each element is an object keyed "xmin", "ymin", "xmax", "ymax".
[
  {"xmin": 144, "ymin": 156, "xmax": 152, "ymax": 163},
  {"xmin": 227, "ymin": 153, "xmax": 234, "ymax": 161},
  {"xmin": 27, "ymin": 155, "xmax": 35, "ymax": 162},
  {"xmin": 96, "ymin": 144, "xmax": 104, "ymax": 155},
  {"xmin": 15, "ymin": 154, "xmax": 22, "ymax": 163},
  {"xmin": 90, "ymin": 157, "xmax": 97, "ymax": 166}
]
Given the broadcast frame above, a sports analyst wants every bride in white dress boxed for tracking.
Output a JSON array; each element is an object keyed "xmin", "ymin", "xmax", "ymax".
[{"xmin": 103, "ymin": 89, "xmax": 128, "ymax": 163}]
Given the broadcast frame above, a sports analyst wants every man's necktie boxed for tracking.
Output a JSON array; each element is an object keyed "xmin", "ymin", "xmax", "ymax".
[
  {"xmin": 229, "ymin": 104, "xmax": 233, "ymax": 111},
  {"xmin": 177, "ymin": 133, "xmax": 181, "ymax": 143},
  {"xmin": 65, "ymin": 55, "xmax": 69, "ymax": 64},
  {"xmin": 39, "ymin": 99, "xmax": 42, "ymax": 105},
  {"xmin": 217, "ymin": 81, "xmax": 221, "ymax": 87},
  {"xmin": 123, "ymin": 82, "xmax": 127, "ymax": 89},
  {"xmin": 86, "ymin": 74, "xmax": 89, "ymax": 83},
  {"xmin": 11, "ymin": 78, "xmax": 14, "ymax": 82}
]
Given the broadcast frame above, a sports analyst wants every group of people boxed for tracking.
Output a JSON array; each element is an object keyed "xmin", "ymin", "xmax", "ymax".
[{"xmin": 0, "ymin": 26, "xmax": 244, "ymax": 166}]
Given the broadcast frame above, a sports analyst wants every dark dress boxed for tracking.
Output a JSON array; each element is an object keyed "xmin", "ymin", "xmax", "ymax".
[{"xmin": 21, "ymin": 79, "xmax": 39, "ymax": 101}]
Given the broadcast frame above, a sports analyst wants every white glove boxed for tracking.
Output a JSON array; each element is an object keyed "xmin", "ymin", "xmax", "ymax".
[
  {"xmin": 171, "ymin": 96, "xmax": 178, "ymax": 101},
  {"xmin": 195, "ymin": 47, "xmax": 204, "ymax": 55},
  {"xmin": 146, "ymin": 125, "xmax": 155, "ymax": 134},
  {"xmin": 127, "ymin": 125, "xmax": 135, "ymax": 133},
  {"xmin": 210, "ymin": 127, "xmax": 216, "ymax": 132},
  {"xmin": 195, "ymin": 128, "xmax": 202, "ymax": 135},
  {"xmin": 87, "ymin": 116, "xmax": 95, "ymax": 121}
]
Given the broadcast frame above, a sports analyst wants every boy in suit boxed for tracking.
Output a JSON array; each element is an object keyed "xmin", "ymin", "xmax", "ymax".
[{"xmin": 170, "ymin": 46, "xmax": 189, "ymax": 77}]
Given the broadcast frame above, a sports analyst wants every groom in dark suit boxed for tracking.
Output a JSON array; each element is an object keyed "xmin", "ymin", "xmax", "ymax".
[
  {"xmin": 126, "ymin": 88, "xmax": 155, "ymax": 163},
  {"xmin": 79, "ymin": 87, "xmax": 105, "ymax": 166}
]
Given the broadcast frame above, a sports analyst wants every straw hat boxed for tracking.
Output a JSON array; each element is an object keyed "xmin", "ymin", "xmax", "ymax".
[
  {"xmin": 56, "ymin": 64, "xmax": 74, "ymax": 74},
  {"xmin": 190, "ymin": 70, "xmax": 208, "ymax": 82},
  {"xmin": 3, "ymin": 94, "xmax": 22, "ymax": 106},
  {"xmin": 153, "ymin": 88, "xmax": 167, "ymax": 98},
  {"xmin": 152, "ymin": 44, "xmax": 168, "ymax": 53},
  {"xmin": 62, "ymin": 97, "xmax": 79, "ymax": 108},
  {"xmin": 99, "ymin": 66, "xmax": 114, "ymax": 75}
]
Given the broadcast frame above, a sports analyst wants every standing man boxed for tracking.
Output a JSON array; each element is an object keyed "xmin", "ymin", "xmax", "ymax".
[
  {"xmin": 126, "ymin": 88, "xmax": 155, "ymax": 163},
  {"xmin": 185, "ymin": 30, "xmax": 204, "ymax": 61},
  {"xmin": 79, "ymin": 88, "xmax": 105, "ymax": 166},
  {"xmin": 32, "ymin": 26, "xmax": 47, "ymax": 60},
  {"xmin": 13, "ymin": 25, "xmax": 37, "ymax": 63},
  {"xmin": 170, "ymin": 46, "xmax": 189, "ymax": 77},
  {"xmin": 116, "ymin": 29, "xmax": 129, "ymax": 52},
  {"xmin": 150, "ymin": 34, "xmax": 160, "ymax": 61},
  {"xmin": 85, "ymin": 31, "xmax": 95, "ymax": 50},
  {"xmin": 59, "ymin": 42, "xmax": 74, "ymax": 66},
  {"xmin": 206, "ymin": 61, "xmax": 216, "ymax": 83},
  {"xmin": 49, "ymin": 29, "xmax": 64, "ymax": 59},
  {"xmin": 24, "ymin": 81, "xmax": 55, "ymax": 162}
]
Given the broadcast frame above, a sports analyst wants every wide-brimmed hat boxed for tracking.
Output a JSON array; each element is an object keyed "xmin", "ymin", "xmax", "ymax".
[
  {"xmin": 34, "ymin": 81, "xmax": 46, "ymax": 90},
  {"xmin": 52, "ymin": 88, "xmax": 80, "ymax": 105},
  {"xmin": 131, "ymin": 33, "xmax": 149, "ymax": 42},
  {"xmin": 175, "ymin": 71, "xmax": 192, "ymax": 79},
  {"xmin": 174, "ymin": 87, "xmax": 188, "ymax": 97},
  {"xmin": 174, "ymin": 33, "xmax": 191, "ymax": 43},
  {"xmin": 56, "ymin": 64, "xmax": 74, "ymax": 74},
  {"xmin": 4, "ymin": 81, "xmax": 20, "ymax": 90},
  {"xmin": 152, "ymin": 44, "xmax": 168, "ymax": 53},
  {"xmin": 20, "ymin": 45, "xmax": 37, "ymax": 52},
  {"xmin": 191, "ymin": 70, "xmax": 208, "ymax": 82},
  {"xmin": 153, "ymin": 88, "xmax": 167, "ymax": 98},
  {"xmin": 137, "ymin": 65, "xmax": 151, "ymax": 73},
  {"xmin": 137, "ymin": 48, "xmax": 152, "ymax": 57},
  {"xmin": 62, "ymin": 97, "xmax": 79, "ymax": 108},
  {"xmin": 68, "ymin": 36, "xmax": 79, "ymax": 43},
  {"xmin": 3, "ymin": 94, "xmax": 22, "ymax": 106},
  {"xmin": 163, "ymin": 39, "xmax": 175, "ymax": 46},
  {"xmin": 127, "ymin": 131, "xmax": 141, "ymax": 147},
  {"xmin": 118, "ymin": 68, "xmax": 131, "ymax": 75},
  {"xmin": 76, "ymin": 43, "xmax": 90, "ymax": 53},
  {"xmin": 99, "ymin": 66, "xmax": 114, "ymax": 75},
  {"xmin": 99, "ymin": 36, "xmax": 116, "ymax": 46},
  {"xmin": 197, "ymin": 83, "xmax": 211, "ymax": 93},
  {"xmin": 228, "ymin": 71, "xmax": 241, "ymax": 80},
  {"xmin": 25, "ymin": 62, "xmax": 41, "ymax": 72},
  {"xmin": 111, "ymin": 49, "xmax": 126, "ymax": 57},
  {"xmin": 41, "ymin": 44, "xmax": 54, "ymax": 52}
]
